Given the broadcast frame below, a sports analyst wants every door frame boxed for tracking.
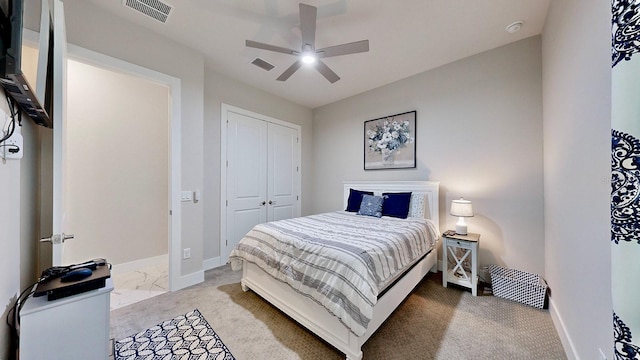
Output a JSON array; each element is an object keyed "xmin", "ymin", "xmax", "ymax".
[
  {"xmin": 220, "ymin": 104, "xmax": 301, "ymax": 265},
  {"xmin": 67, "ymin": 46, "xmax": 182, "ymax": 292},
  {"xmin": 25, "ymin": 29, "xmax": 183, "ymax": 291}
]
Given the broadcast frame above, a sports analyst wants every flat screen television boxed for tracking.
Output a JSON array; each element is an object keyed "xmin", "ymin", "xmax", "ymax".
[{"xmin": 0, "ymin": 0, "xmax": 53, "ymax": 128}]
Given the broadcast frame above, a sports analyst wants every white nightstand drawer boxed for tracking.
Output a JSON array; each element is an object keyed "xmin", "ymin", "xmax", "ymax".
[{"xmin": 452, "ymin": 240, "xmax": 472, "ymax": 249}]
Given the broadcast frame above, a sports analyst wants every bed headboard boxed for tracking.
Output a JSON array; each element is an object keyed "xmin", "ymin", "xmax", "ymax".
[{"xmin": 342, "ymin": 181, "xmax": 440, "ymax": 232}]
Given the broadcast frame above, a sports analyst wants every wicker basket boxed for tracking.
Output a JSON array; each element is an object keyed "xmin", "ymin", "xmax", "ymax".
[{"xmin": 488, "ymin": 265, "xmax": 548, "ymax": 309}]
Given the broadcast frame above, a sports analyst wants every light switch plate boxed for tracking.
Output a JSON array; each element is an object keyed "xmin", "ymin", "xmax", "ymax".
[{"xmin": 180, "ymin": 191, "xmax": 193, "ymax": 202}]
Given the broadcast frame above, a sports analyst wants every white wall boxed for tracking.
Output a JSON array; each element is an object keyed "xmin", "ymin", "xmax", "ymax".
[
  {"xmin": 542, "ymin": 0, "xmax": 612, "ymax": 358},
  {"xmin": 62, "ymin": 59, "xmax": 169, "ymax": 265},
  {"xmin": 313, "ymin": 37, "xmax": 545, "ymax": 276},
  {"xmin": 202, "ymin": 66, "xmax": 313, "ymax": 263}
]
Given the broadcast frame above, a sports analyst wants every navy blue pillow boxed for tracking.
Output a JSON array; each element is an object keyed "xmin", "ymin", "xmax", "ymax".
[
  {"xmin": 346, "ymin": 188, "xmax": 374, "ymax": 212},
  {"xmin": 382, "ymin": 192, "xmax": 412, "ymax": 218}
]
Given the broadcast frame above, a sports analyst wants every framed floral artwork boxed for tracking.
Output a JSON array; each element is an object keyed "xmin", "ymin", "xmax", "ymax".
[{"xmin": 364, "ymin": 111, "xmax": 416, "ymax": 170}]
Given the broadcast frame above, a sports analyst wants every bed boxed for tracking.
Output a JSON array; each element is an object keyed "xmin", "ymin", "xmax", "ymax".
[{"xmin": 229, "ymin": 181, "xmax": 440, "ymax": 360}]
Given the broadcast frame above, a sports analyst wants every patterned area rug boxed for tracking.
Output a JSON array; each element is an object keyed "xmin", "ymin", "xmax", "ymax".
[{"xmin": 114, "ymin": 309, "xmax": 235, "ymax": 360}]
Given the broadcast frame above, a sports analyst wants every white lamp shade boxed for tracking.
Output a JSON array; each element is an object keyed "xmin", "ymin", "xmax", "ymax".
[
  {"xmin": 450, "ymin": 199, "xmax": 474, "ymax": 217},
  {"xmin": 451, "ymin": 198, "xmax": 473, "ymax": 235}
]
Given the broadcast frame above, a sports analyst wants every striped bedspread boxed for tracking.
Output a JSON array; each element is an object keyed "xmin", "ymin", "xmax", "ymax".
[{"xmin": 229, "ymin": 211, "xmax": 438, "ymax": 336}]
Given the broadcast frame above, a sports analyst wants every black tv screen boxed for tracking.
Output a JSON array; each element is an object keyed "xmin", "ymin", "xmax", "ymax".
[{"xmin": 0, "ymin": 0, "xmax": 52, "ymax": 128}]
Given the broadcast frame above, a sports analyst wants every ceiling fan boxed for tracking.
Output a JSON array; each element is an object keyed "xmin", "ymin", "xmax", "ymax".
[{"xmin": 246, "ymin": 3, "xmax": 369, "ymax": 83}]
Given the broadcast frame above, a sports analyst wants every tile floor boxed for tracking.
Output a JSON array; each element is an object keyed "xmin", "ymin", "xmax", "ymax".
[{"xmin": 110, "ymin": 263, "xmax": 168, "ymax": 310}]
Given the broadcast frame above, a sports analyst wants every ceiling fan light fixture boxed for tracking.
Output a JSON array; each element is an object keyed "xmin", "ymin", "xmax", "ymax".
[
  {"xmin": 245, "ymin": 3, "xmax": 369, "ymax": 83},
  {"xmin": 301, "ymin": 52, "xmax": 317, "ymax": 64}
]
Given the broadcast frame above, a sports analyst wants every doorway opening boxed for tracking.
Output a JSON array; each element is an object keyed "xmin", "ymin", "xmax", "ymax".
[
  {"xmin": 64, "ymin": 57, "xmax": 171, "ymax": 308},
  {"xmin": 23, "ymin": 28, "xmax": 182, "ymax": 307}
]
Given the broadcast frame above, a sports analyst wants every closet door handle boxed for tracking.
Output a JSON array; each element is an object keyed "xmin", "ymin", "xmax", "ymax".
[
  {"xmin": 268, "ymin": 200, "xmax": 276, "ymax": 205},
  {"xmin": 260, "ymin": 201, "xmax": 266, "ymax": 206}
]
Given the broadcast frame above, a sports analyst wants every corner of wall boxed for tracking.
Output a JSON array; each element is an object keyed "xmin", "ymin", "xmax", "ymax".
[
  {"xmin": 172, "ymin": 270, "xmax": 204, "ymax": 291},
  {"xmin": 549, "ymin": 298, "xmax": 579, "ymax": 360}
]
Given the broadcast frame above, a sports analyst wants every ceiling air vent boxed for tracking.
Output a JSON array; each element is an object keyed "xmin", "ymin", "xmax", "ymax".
[
  {"xmin": 123, "ymin": 0, "xmax": 172, "ymax": 23},
  {"xmin": 251, "ymin": 58, "xmax": 275, "ymax": 71}
]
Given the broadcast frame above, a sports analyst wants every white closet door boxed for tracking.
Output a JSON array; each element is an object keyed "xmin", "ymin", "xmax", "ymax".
[
  {"xmin": 267, "ymin": 123, "xmax": 299, "ymax": 222},
  {"xmin": 225, "ymin": 111, "xmax": 268, "ymax": 260}
]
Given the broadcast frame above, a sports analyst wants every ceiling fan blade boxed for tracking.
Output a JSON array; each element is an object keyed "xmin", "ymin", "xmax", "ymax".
[
  {"xmin": 299, "ymin": 3, "xmax": 317, "ymax": 49},
  {"xmin": 317, "ymin": 40, "xmax": 369, "ymax": 58},
  {"xmin": 315, "ymin": 59, "xmax": 340, "ymax": 83},
  {"xmin": 276, "ymin": 60, "xmax": 303, "ymax": 81},
  {"xmin": 246, "ymin": 40, "xmax": 298, "ymax": 55}
]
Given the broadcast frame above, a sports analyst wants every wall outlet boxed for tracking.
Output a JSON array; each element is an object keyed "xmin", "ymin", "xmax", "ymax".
[
  {"xmin": 183, "ymin": 248, "xmax": 191, "ymax": 259},
  {"xmin": 1, "ymin": 110, "xmax": 23, "ymax": 160},
  {"xmin": 0, "ymin": 132, "xmax": 23, "ymax": 160}
]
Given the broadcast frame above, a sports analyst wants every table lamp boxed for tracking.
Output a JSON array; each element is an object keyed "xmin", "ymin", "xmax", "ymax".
[{"xmin": 450, "ymin": 198, "xmax": 474, "ymax": 235}]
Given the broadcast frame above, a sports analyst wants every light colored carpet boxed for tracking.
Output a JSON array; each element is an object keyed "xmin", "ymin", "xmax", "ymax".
[{"xmin": 110, "ymin": 265, "xmax": 566, "ymax": 359}]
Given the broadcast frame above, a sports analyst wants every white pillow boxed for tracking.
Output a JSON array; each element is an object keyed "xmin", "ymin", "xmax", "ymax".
[{"xmin": 408, "ymin": 193, "xmax": 427, "ymax": 218}]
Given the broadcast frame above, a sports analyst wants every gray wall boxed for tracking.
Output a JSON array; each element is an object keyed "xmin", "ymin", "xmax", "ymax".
[
  {"xmin": 1, "ymin": 2, "xmax": 615, "ymax": 358},
  {"xmin": 62, "ymin": 0, "xmax": 314, "ymax": 271},
  {"xmin": 203, "ymin": 66, "xmax": 313, "ymax": 261},
  {"xmin": 62, "ymin": 0, "xmax": 205, "ymax": 276},
  {"xmin": 62, "ymin": 60, "xmax": 169, "ymax": 265},
  {"xmin": 0, "ymin": 1, "xmax": 312, "ymax": 356},
  {"xmin": 542, "ymin": 0, "xmax": 612, "ymax": 358},
  {"xmin": 313, "ymin": 37, "xmax": 545, "ymax": 276}
]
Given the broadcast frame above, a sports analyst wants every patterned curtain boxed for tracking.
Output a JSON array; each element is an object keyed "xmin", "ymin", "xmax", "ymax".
[{"xmin": 612, "ymin": 1, "xmax": 640, "ymax": 359}]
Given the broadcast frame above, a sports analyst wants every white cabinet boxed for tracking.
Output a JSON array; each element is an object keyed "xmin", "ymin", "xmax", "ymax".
[{"xmin": 19, "ymin": 279, "xmax": 113, "ymax": 360}]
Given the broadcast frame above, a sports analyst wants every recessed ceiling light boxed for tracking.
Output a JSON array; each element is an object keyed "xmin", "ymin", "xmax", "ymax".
[{"xmin": 505, "ymin": 21, "xmax": 524, "ymax": 34}]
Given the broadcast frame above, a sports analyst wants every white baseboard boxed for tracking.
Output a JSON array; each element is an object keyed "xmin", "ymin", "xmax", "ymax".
[
  {"xmin": 549, "ymin": 297, "xmax": 578, "ymax": 360},
  {"xmin": 110, "ymin": 254, "xmax": 168, "ymax": 275},
  {"xmin": 203, "ymin": 256, "xmax": 222, "ymax": 271},
  {"xmin": 172, "ymin": 270, "xmax": 204, "ymax": 291}
]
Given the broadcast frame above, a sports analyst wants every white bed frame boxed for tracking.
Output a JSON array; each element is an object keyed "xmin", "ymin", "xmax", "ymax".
[{"xmin": 240, "ymin": 181, "xmax": 440, "ymax": 360}]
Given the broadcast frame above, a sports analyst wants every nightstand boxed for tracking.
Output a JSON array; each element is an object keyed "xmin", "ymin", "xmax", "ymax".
[
  {"xmin": 442, "ymin": 232, "xmax": 480, "ymax": 296},
  {"xmin": 20, "ymin": 279, "xmax": 113, "ymax": 359}
]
